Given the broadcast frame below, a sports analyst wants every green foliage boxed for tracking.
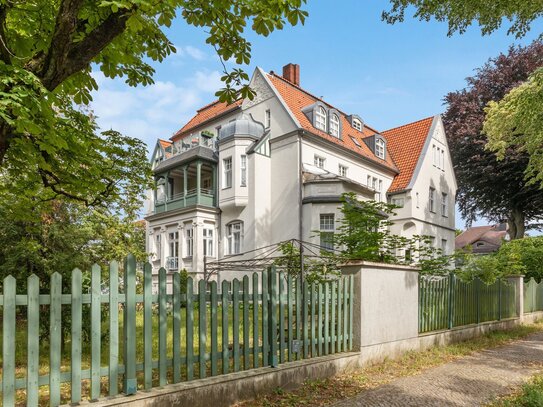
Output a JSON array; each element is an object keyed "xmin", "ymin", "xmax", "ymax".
[
  {"xmin": 382, "ymin": 0, "xmax": 542, "ymax": 38},
  {"xmin": 457, "ymin": 236, "xmax": 543, "ymax": 282},
  {"xmin": 484, "ymin": 67, "xmax": 543, "ymax": 187},
  {"xmin": 0, "ymin": 0, "xmax": 308, "ymax": 204}
]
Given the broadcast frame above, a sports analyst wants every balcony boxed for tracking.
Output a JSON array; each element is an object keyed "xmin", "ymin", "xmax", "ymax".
[
  {"xmin": 174, "ymin": 132, "xmax": 217, "ymax": 154},
  {"xmin": 154, "ymin": 188, "xmax": 215, "ymax": 214}
]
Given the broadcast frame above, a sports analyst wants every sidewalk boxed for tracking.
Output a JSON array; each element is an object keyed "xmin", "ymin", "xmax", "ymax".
[{"xmin": 331, "ymin": 332, "xmax": 543, "ymax": 407}]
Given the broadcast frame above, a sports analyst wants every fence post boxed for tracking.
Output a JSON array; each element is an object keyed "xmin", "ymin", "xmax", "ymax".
[
  {"xmin": 268, "ymin": 266, "xmax": 278, "ymax": 367},
  {"xmin": 498, "ymin": 278, "xmax": 502, "ymax": 321},
  {"xmin": 123, "ymin": 254, "xmax": 137, "ymax": 395},
  {"xmin": 448, "ymin": 273, "xmax": 454, "ymax": 330},
  {"xmin": 516, "ymin": 275, "xmax": 525, "ymax": 319}
]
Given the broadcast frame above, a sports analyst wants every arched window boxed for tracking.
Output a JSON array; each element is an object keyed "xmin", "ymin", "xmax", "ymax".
[
  {"xmin": 330, "ymin": 113, "xmax": 340, "ymax": 137},
  {"xmin": 315, "ymin": 106, "xmax": 327, "ymax": 131},
  {"xmin": 375, "ymin": 138, "xmax": 385, "ymax": 159},
  {"xmin": 226, "ymin": 221, "xmax": 243, "ymax": 255}
]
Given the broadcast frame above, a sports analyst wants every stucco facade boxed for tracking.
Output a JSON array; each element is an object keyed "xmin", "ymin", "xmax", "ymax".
[{"xmin": 144, "ymin": 64, "xmax": 458, "ymax": 284}]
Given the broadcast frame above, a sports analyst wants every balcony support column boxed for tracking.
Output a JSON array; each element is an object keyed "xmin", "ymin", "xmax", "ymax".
[
  {"xmin": 211, "ymin": 163, "xmax": 217, "ymax": 206},
  {"xmin": 196, "ymin": 160, "xmax": 202, "ymax": 205},
  {"xmin": 183, "ymin": 165, "xmax": 188, "ymax": 207}
]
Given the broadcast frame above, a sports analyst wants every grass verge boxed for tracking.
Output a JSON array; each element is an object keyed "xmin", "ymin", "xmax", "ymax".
[
  {"xmin": 488, "ymin": 373, "xmax": 543, "ymax": 406},
  {"xmin": 235, "ymin": 322, "xmax": 543, "ymax": 407}
]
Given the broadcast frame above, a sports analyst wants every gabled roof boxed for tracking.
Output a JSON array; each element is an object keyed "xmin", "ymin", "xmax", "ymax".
[
  {"xmin": 455, "ymin": 225, "xmax": 508, "ymax": 250},
  {"xmin": 266, "ymin": 72, "xmax": 398, "ymax": 172},
  {"xmin": 172, "ymin": 99, "xmax": 243, "ymax": 141},
  {"xmin": 382, "ymin": 116, "xmax": 434, "ymax": 193}
]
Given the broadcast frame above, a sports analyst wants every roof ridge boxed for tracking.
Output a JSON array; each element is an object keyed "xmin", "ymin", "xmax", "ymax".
[
  {"xmin": 196, "ymin": 98, "xmax": 242, "ymax": 113},
  {"xmin": 268, "ymin": 71, "xmax": 380, "ymax": 135},
  {"xmin": 382, "ymin": 116, "xmax": 435, "ymax": 135}
]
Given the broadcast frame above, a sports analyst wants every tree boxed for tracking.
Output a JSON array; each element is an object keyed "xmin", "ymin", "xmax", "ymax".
[
  {"xmin": 484, "ymin": 68, "xmax": 543, "ymax": 187},
  {"xmin": 442, "ymin": 42, "xmax": 543, "ymax": 239},
  {"xmin": 382, "ymin": 0, "xmax": 542, "ymax": 38},
  {"xmin": 0, "ymin": 0, "xmax": 308, "ymax": 205}
]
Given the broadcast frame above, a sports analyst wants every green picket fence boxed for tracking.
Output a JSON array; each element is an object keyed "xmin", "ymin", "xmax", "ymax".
[
  {"xmin": 419, "ymin": 274, "xmax": 518, "ymax": 333},
  {"xmin": 524, "ymin": 278, "xmax": 543, "ymax": 313},
  {"xmin": 0, "ymin": 256, "xmax": 353, "ymax": 406}
]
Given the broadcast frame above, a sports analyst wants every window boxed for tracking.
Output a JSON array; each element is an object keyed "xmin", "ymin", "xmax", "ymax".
[
  {"xmin": 370, "ymin": 176, "xmax": 382, "ymax": 201},
  {"xmin": 377, "ymin": 179, "xmax": 383, "ymax": 202},
  {"xmin": 392, "ymin": 197, "xmax": 404, "ymax": 208},
  {"xmin": 429, "ymin": 187, "xmax": 436, "ymax": 212},
  {"xmin": 240, "ymin": 155, "xmax": 247, "ymax": 187},
  {"xmin": 215, "ymin": 125, "xmax": 221, "ymax": 137},
  {"xmin": 330, "ymin": 113, "xmax": 340, "ymax": 138},
  {"xmin": 169, "ymin": 232, "xmax": 179, "ymax": 258},
  {"xmin": 315, "ymin": 106, "xmax": 327, "ymax": 131},
  {"xmin": 416, "ymin": 192, "xmax": 420, "ymax": 208},
  {"xmin": 223, "ymin": 157, "xmax": 232, "ymax": 188},
  {"xmin": 441, "ymin": 149, "xmax": 445, "ymax": 170},
  {"xmin": 428, "ymin": 236, "xmax": 436, "ymax": 248},
  {"xmin": 265, "ymin": 109, "xmax": 271, "ymax": 129},
  {"xmin": 203, "ymin": 228, "xmax": 214, "ymax": 257},
  {"xmin": 375, "ymin": 138, "xmax": 385, "ymax": 159},
  {"xmin": 441, "ymin": 239, "xmax": 447, "ymax": 253},
  {"xmin": 352, "ymin": 119, "xmax": 362, "ymax": 131},
  {"xmin": 155, "ymin": 234, "xmax": 161, "ymax": 259},
  {"xmin": 185, "ymin": 228, "xmax": 193, "ymax": 258},
  {"xmin": 319, "ymin": 214, "xmax": 335, "ymax": 251},
  {"xmin": 227, "ymin": 222, "xmax": 243, "ymax": 255},
  {"xmin": 441, "ymin": 192, "xmax": 448, "ymax": 217},
  {"xmin": 351, "ymin": 136, "xmax": 362, "ymax": 147},
  {"xmin": 367, "ymin": 175, "xmax": 371, "ymax": 186},
  {"xmin": 339, "ymin": 164, "xmax": 348, "ymax": 177},
  {"xmin": 314, "ymin": 155, "xmax": 325, "ymax": 169}
]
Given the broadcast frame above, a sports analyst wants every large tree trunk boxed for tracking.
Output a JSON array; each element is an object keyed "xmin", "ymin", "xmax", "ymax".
[
  {"xmin": 0, "ymin": 120, "xmax": 11, "ymax": 165},
  {"xmin": 507, "ymin": 208, "xmax": 526, "ymax": 240}
]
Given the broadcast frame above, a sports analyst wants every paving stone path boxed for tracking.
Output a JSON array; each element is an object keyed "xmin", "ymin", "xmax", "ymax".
[{"xmin": 331, "ymin": 332, "xmax": 543, "ymax": 407}]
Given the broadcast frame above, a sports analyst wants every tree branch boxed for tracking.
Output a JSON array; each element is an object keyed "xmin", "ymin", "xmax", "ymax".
[{"xmin": 36, "ymin": 0, "xmax": 86, "ymax": 89}]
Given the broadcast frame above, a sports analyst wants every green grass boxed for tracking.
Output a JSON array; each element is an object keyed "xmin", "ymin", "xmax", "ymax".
[
  {"xmin": 235, "ymin": 321, "xmax": 543, "ymax": 407},
  {"xmin": 489, "ymin": 374, "xmax": 543, "ymax": 406}
]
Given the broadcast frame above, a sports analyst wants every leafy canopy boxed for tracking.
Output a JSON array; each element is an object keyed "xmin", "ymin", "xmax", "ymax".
[
  {"xmin": 484, "ymin": 68, "xmax": 543, "ymax": 187},
  {"xmin": 442, "ymin": 42, "xmax": 543, "ymax": 239},
  {"xmin": 0, "ymin": 0, "xmax": 308, "ymax": 206},
  {"xmin": 382, "ymin": 0, "xmax": 542, "ymax": 38}
]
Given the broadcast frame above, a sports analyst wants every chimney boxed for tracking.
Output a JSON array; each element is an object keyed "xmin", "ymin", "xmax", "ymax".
[{"xmin": 282, "ymin": 63, "xmax": 300, "ymax": 86}]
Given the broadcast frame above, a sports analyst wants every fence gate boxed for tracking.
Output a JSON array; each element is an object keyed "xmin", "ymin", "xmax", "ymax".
[{"xmin": 0, "ymin": 258, "xmax": 354, "ymax": 406}]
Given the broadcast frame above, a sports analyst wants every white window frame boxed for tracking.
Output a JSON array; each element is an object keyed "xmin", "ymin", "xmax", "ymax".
[
  {"xmin": 375, "ymin": 138, "xmax": 385, "ymax": 159},
  {"xmin": 429, "ymin": 187, "xmax": 436, "ymax": 213},
  {"xmin": 339, "ymin": 164, "xmax": 348, "ymax": 177},
  {"xmin": 441, "ymin": 192, "xmax": 448, "ymax": 217},
  {"xmin": 227, "ymin": 221, "xmax": 243, "ymax": 255},
  {"xmin": 168, "ymin": 232, "xmax": 179, "ymax": 258},
  {"xmin": 319, "ymin": 214, "xmax": 335, "ymax": 251},
  {"xmin": 223, "ymin": 157, "xmax": 232, "ymax": 189},
  {"xmin": 314, "ymin": 155, "xmax": 325, "ymax": 169},
  {"xmin": 185, "ymin": 227, "xmax": 193, "ymax": 258},
  {"xmin": 392, "ymin": 197, "xmax": 404, "ymax": 208},
  {"xmin": 315, "ymin": 106, "xmax": 327, "ymax": 131},
  {"xmin": 240, "ymin": 155, "xmax": 247, "ymax": 187},
  {"xmin": 352, "ymin": 119, "xmax": 362, "ymax": 131},
  {"xmin": 265, "ymin": 109, "xmax": 271, "ymax": 129},
  {"xmin": 203, "ymin": 227, "xmax": 214, "ymax": 257},
  {"xmin": 330, "ymin": 113, "xmax": 340, "ymax": 138},
  {"xmin": 155, "ymin": 234, "xmax": 161, "ymax": 259}
]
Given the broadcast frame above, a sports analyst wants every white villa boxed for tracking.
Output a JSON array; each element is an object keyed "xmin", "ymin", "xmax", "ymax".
[{"xmin": 144, "ymin": 64, "xmax": 457, "ymax": 284}]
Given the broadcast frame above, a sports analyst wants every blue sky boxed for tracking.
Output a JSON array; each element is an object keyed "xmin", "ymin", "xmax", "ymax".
[{"xmin": 90, "ymin": 1, "xmax": 543, "ymax": 229}]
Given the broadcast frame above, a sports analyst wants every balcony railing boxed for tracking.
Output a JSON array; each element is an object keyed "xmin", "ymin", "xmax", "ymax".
[
  {"xmin": 166, "ymin": 256, "xmax": 178, "ymax": 271},
  {"xmin": 173, "ymin": 133, "xmax": 217, "ymax": 155},
  {"xmin": 154, "ymin": 188, "xmax": 215, "ymax": 214}
]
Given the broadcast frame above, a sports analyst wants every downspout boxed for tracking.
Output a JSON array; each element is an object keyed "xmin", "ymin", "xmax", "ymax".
[{"xmin": 298, "ymin": 132, "xmax": 304, "ymax": 282}]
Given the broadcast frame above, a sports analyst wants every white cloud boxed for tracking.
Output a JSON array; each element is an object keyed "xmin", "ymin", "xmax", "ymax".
[
  {"xmin": 191, "ymin": 70, "xmax": 223, "ymax": 93},
  {"xmin": 184, "ymin": 46, "xmax": 207, "ymax": 61}
]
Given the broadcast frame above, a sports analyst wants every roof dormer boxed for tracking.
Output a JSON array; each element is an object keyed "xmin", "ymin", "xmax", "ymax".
[
  {"xmin": 363, "ymin": 134, "xmax": 387, "ymax": 160},
  {"xmin": 347, "ymin": 114, "xmax": 364, "ymax": 132},
  {"xmin": 302, "ymin": 102, "xmax": 342, "ymax": 138}
]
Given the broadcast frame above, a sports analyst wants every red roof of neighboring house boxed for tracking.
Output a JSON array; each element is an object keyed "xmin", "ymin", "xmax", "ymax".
[
  {"xmin": 159, "ymin": 139, "xmax": 172, "ymax": 149},
  {"xmin": 171, "ymin": 99, "xmax": 243, "ymax": 141},
  {"xmin": 382, "ymin": 117, "xmax": 434, "ymax": 193},
  {"xmin": 455, "ymin": 225, "xmax": 508, "ymax": 250},
  {"xmin": 266, "ymin": 73, "xmax": 398, "ymax": 172}
]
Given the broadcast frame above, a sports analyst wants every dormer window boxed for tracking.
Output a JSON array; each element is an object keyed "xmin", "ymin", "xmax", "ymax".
[
  {"xmin": 375, "ymin": 138, "xmax": 385, "ymax": 159},
  {"xmin": 330, "ymin": 113, "xmax": 340, "ymax": 138},
  {"xmin": 316, "ymin": 107, "xmax": 327, "ymax": 131},
  {"xmin": 352, "ymin": 119, "xmax": 362, "ymax": 131}
]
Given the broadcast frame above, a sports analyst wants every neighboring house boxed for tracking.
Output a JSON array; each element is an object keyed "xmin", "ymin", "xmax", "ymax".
[
  {"xmin": 144, "ymin": 63, "xmax": 458, "ymax": 285},
  {"xmin": 455, "ymin": 224, "xmax": 508, "ymax": 254}
]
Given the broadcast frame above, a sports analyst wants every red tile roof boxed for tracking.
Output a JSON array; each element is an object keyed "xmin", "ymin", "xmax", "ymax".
[
  {"xmin": 382, "ymin": 117, "xmax": 434, "ymax": 193},
  {"xmin": 267, "ymin": 73, "xmax": 398, "ymax": 172},
  {"xmin": 171, "ymin": 99, "xmax": 243, "ymax": 141},
  {"xmin": 455, "ymin": 225, "xmax": 507, "ymax": 250},
  {"xmin": 159, "ymin": 139, "xmax": 172, "ymax": 149}
]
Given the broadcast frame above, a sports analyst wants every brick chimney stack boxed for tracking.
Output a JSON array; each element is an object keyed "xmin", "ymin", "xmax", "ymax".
[{"xmin": 282, "ymin": 63, "xmax": 300, "ymax": 86}]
